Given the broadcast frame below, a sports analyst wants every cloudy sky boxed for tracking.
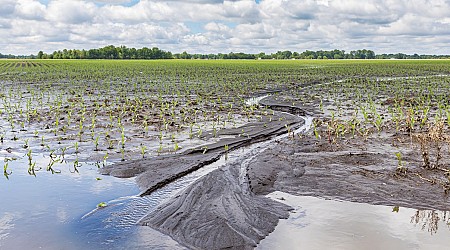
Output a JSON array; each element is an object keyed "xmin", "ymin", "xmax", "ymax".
[{"xmin": 1, "ymin": 0, "xmax": 450, "ymax": 55}]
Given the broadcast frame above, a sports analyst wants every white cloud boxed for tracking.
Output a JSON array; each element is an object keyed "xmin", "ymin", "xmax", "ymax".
[
  {"xmin": 0, "ymin": 0, "xmax": 449, "ymax": 55},
  {"xmin": 46, "ymin": 0, "xmax": 97, "ymax": 24},
  {"xmin": 379, "ymin": 14, "xmax": 450, "ymax": 36},
  {"xmin": 87, "ymin": 0, "xmax": 134, "ymax": 3},
  {"xmin": 14, "ymin": 0, "xmax": 46, "ymax": 20},
  {"xmin": 99, "ymin": 1, "xmax": 175, "ymax": 23},
  {"xmin": 204, "ymin": 22, "xmax": 231, "ymax": 33}
]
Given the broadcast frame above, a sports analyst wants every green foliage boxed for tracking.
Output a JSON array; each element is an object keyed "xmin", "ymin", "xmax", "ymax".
[
  {"xmin": 97, "ymin": 202, "xmax": 107, "ymax": 208},
  {"xmin": 0, "ymin": 59, "xmax": 450, "ymax": 174}
]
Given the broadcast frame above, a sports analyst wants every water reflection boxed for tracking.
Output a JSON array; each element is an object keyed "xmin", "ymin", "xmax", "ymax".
[
  {"xmin": 259, "ymin": 192, "xmax": 450, "ymax": 250},
  {"xmin": 411, "ymin": 210, "xmax": 450, "ymax": 235},
  {"xmin": 0, "ymin": 154, "xmax": 140, "ymax": 250},
  {"xmin": 0, "ymin": 213, "xmax": 15, "ymax": 244}
]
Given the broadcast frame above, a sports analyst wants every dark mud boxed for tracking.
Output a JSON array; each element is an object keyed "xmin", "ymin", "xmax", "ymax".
[
  {"xmin": 100, "ymin": 111, "xmax": 302, "ymax": 196},
  {"xmin": 140, "ymin": 130, "xmax": 450, "ymax": 249},
  {"xmin": 103, "ymin": 91, "xmax": 450, "ymax": 249},
  {"xmin": 139, "ymin": 166, "xmax": 292, "ymax": 250},
  {"xmin": 259, "ymin": 95, "xmax": 315, "ymax": 116},
  {"xmin": 248, "ymin": 134, "xmax": 450, "ymax": 211}
]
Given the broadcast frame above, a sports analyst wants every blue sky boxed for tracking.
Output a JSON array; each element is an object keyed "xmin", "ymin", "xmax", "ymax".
[{"xmin": 1, "ymin": 0, "xmax": 450, "ymax": 55}]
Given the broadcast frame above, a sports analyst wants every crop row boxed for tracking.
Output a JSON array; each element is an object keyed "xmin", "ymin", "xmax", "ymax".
[{"xmin": 1, "ymin": 59, "xmax": 449, "ymax": 178}]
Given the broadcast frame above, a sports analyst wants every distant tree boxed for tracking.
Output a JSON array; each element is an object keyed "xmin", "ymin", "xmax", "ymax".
[
  {"xmin": 180, "ymin": 51, "xmax": 190, "ymax": 59},
  {"xmin": 39, "ymin": 46, "xmax": 449, "ymax": 60},
  {"xmin": 80, "ymin": 49, "xmax": 87, "ymax": 59}
]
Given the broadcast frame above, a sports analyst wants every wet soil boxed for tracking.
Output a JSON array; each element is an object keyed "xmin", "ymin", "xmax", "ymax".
[
  {"xmin": 103, "ymin": 86, "xmax": 450, "ymax": 249},
  {"xmin": 136, "ymin": 129, "xmax": 450, "ymax": 249},
  {"xmin": 139, "ymin": 166, "xmax": 292, "ymax": 250},
  {"xmin": 100, "ymin": 111, "xmax": 302, "ymax": 196},
  {"xmin": 248, "ymin": 133, "xmax": 450, "ymax": 211}
]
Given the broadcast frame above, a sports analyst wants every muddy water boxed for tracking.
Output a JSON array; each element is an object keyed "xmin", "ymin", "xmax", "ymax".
[{"xmin": 259, "ymin": 192, "xmax": 450, "ymax": 250}]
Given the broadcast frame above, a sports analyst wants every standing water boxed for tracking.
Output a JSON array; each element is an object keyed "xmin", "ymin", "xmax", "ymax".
[
  {"xmin": 0, "ymin": 154, "xmax": 156, "ymax": 250},
  {"xmin": 259, "ymin": 192, "xmax": 450, "ymax": 250},
  {"xmin": 1, "ymin": 111, "xmax": 449, "ymax": 249}
]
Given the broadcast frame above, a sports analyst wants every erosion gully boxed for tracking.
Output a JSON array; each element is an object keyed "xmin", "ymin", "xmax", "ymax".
[{"xmin": 0, "ymin": 95, "xmax": 449, "ymax": 250}]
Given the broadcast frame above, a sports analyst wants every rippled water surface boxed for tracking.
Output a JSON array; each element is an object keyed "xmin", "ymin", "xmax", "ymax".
[
  {"xmin": 0, "ymin": 145, "xmax": 257, "ymax": 250},
  {"xmin": 0, "ymin": 154, "xmax": 184, "ymax": 250},
  {"xmin": 2, "ymin": 114, "xmax": 449, "ymax": 250}
]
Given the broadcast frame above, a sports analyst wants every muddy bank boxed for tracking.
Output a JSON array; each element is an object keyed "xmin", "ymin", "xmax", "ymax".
[
  {"xmin": 259, "ymin": 95, "xmax": 315, "ymax": 115},
  {"xmin": 100, "ymin": 111, "xmax": 303, "ymax": 196},
  {"xmin": 139, "ymin": 166, "xmax": 292, "ymax": 250},
  {"xmin": 102, "ymin": 85, "xmax": 449, "ymax": 249},
  {"xmin": 248, "ymin": 133, "xmax": 450, "ymax": 211},
  {"xmin": 137, "ymin": 124, "xmax": 450, "ymax": 249}
]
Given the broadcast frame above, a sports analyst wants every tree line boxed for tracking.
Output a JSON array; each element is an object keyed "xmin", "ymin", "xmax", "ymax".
[
  {"xmin": 36, "ymin": 45, "xmax": 173, "ymax": 60},
  {"xmin": 0, "ymin": 53, "xmax": 30, "ymax": 59},
  {"xmin": 36, "ymin": 47, "xmax": 379, "ymax": 60},
  {"xmin": 175, "ymin": 50, "xmax": 449, "ymax": 60},
  {"xmin": 1, "ymin": 45, "xmax": 449, "ymax": 60}
]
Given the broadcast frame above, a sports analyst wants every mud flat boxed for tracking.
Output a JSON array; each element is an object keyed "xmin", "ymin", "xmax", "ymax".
[
  {"xmin": 99, "ymin": 97, "xmax": 309, "ymax": 249},
  {"xmin": 139, "ymin": 166, "xmax": 292, "ymax": 249},
  {"xmin": 134, "ymin": 130, "xmax": 450, "ymax": 249},
  {"xmin": 248, "ymin": 133, "xmax": 450, "ymax": 211},
  {"xmin": 103, "ymin": 89, "xmax": 450, "ymax": 249},
  {"xmin": 100, "ymin": 110, "xmax": 303, "ymax": 196}
]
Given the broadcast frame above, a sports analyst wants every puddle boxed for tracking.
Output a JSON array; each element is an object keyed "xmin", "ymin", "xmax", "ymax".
[
  {"xmin": 374, "ymin": 74, "xmax": 450, "ymax": 82},
  {"xmin": 259, "ymin": 192, "xmax": 450, "ymax": 250},
  {"xmin": 0, "ymin": 97, "xmax": 313, "ymax": 249},
  {"xmin": 0, "ymin": 139, "xmax": 284, "ymax": 249},
  {"xmin": 0, "ymin": 154, "xmax": 175, "ymax": 250},
  {"xmin": 245, "ymin": 95, "xmax": 269, "ymax": 106}
]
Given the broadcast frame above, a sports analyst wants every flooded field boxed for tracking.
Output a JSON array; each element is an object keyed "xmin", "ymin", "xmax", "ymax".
[
  {"xmin": 0, "ymin": 155, "xmax": 139, "ymax": 249},
  {"xmin": 1, "ymin": 157, "xmax": 449, "ymax": 249},
  {"xmin": 1, "ymin": 59, "xmax": 450, "ymax": 249}
]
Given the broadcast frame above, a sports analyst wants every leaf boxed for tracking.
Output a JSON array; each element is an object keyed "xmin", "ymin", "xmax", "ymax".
[
  {"xmin": 392, "ymin": 206, "xmax": 400, "ymax": 213},
  {"xmin": 97, "ymin": 202, "xmax": 107, "ymax": 208}
]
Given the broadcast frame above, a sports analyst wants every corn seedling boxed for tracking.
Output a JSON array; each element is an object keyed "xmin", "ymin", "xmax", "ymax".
[
  {"xmin": 395, "ymin": 152, "xmax": 407, "ymax": 176},
  {"xmin": 3, "ymin": 162, "xmax": 11, "ymax": 179},
  {"xmin": 140, "ymin": 144, "xmax": 147, "ymax": 158},
  {"xmin": 23, "ymin": 138, "xmax": 29, "ymax": 149},
  {"xmin": 71, "ymin": 158, "xmax": 80, "ymax": 173},
  {"xmin": 94, "ymin": 136, "xmax": 100, "ymax": 151}
]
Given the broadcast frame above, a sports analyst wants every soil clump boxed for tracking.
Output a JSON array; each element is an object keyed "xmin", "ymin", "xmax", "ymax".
[
  {"xmin": 103, "ymin": 93, "xmax": 450, "ymax": 249},
  {"xmin": 100, "ymin": 111, "xmax": 303, "ymax": 196}
]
